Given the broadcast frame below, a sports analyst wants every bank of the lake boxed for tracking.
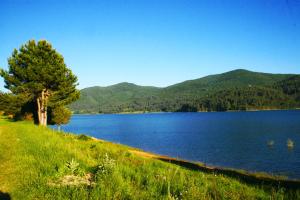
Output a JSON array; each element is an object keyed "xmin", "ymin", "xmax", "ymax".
[
  {"xmin": 1, "ymin": 117, "xmax": 300, "ymax": 199},
  {"xmin": 73, "ymin": 107, "xmax": 300, "ymax": 115},
  {"xmin": 59, "ymin": 110, "xmax": 300, "ymax": 179}
]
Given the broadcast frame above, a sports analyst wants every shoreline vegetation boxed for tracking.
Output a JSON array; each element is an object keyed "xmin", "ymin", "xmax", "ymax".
[
  {"xmin": 90, "ymin": 138, "xmax": 300, "ymax": 187},
  {"xmin": 72, "ymin": 108, "xmax": 300, "ymax": 115},
  {"xmin": 1, "ymin": 116, "xmax": 300, "ymax": 199}
]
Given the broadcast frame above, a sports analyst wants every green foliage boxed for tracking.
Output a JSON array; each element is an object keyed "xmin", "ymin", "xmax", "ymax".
[
  {"xmin": 77, "ymin": 134, "xmax": 91, "ymax": 141},
  {"xmin": 0, "ymin": 118, "xmax": 299, "ymax": 199},
  {"xmin": 70, "ymin": 69, "xmax": 300, "ymax": 113},
  {"xmin": 0, "ymin": 40, "xmax": 79, "ymax": 124},
  {"xmin": 64, "ymin": 159, "xmax": 84, "ymax": 176},
  {"xmin": 96, "ymin": 153, "xmax": 116, "ymax": 178},
  {"xmin": 70, "ymin": 82, "xmax": 160, "ymax": 113},
  {"xmin": 275, "ymin": 75, "xmax": 300, "ymax": 101},
  {"xmin": 1, "ymin": 40, "xmax": 78, "ymax": 99},
  {"xmin": 0, "ymin": 92, "xmax": 27, "ymax": 116},
  {"xmin": 50, "ymin": 106, "xmax": 72, "ymax": 125}
]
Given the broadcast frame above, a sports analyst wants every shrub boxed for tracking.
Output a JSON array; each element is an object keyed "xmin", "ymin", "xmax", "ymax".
[
  {"xmin": 96, "ymin": 153, "xmax": 116, "ymax": 179},
  {"xmin": 77, "ymin": 134, "xmax": 91, "ymax": 141}
]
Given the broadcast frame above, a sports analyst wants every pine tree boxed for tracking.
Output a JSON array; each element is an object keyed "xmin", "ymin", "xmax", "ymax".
[
  {"xmin": 0, "ymin": 40, "xmax": 79, "ymax": 126},
  {"xmin": 50, "ymin": 106, "xmax": 72, "ymax": 131}
]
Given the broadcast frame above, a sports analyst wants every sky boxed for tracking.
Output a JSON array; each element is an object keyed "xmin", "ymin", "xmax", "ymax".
[{"xmin": 0, "ymin": 0, "xmax": 300, "ymax": 90}]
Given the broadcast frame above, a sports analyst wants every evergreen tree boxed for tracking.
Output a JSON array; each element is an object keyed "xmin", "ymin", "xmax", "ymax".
[
  {"xmin": 50, "ymin": 106, "xmax": 72, "ymax": 131},
  {"xmin": 0, "ymin": 92, "xmax": 27, "ymax": 117},
  {"xmin": 0, "ymin": 40, "xmax": 79, "ymax": 126}
]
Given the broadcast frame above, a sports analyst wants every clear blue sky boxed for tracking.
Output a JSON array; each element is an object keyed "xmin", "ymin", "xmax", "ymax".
[{"xmin": 0, "ymin": 0, "xmax": 299, "ymax": 90}]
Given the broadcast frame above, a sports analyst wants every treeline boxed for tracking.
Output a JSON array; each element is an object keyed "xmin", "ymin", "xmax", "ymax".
[
  {"xmin": 72, "ymin": 75, "xmax": 300, "ymax": 114},
  {"xmin": 184, "ymin": 85, "xmax": 298, "ymax": 112}
]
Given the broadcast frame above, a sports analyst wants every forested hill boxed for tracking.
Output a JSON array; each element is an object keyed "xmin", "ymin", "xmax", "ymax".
[{"xmin": 70, "ymin": 69, "xmax": 300, "ymax": 113}]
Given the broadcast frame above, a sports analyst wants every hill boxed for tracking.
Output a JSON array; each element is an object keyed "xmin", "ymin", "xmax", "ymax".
[
  {"xmin": 71, "ymin": 83, "xmax": 160, "ymax": 113},
  {"xmin": 70, "ymin": 69, "xmax": 300, "ymax": 113},
  {"xmin": 0, "ymin": 117, "xmax": 299, "ymax": 199}
]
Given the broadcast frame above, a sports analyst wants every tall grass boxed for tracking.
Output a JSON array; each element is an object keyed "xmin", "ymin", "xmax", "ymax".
[{"xmin": 0, "ymin": 117, "xmax": 299, "ymax": 199}]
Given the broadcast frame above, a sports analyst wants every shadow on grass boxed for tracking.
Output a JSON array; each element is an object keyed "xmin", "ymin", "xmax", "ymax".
[
  {"xmin": 0, "ymin": 191, "xmax": 11, "ymax": 200},
  {"xmin": 156, "ymin": 157, "xmax": 300, "ymax": 190}
]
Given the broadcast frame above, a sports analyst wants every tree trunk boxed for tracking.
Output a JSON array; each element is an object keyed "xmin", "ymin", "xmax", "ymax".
[
  {"xmin": 58, "ymin": 125, "xmax": 61, "ymax": 132},
  {"xmin": 37, "ymin": 89, "xmax": 49, "ymax": 126}
]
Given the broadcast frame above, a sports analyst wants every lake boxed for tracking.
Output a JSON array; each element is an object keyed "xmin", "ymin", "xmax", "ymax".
[{"xmin": 53, "ymin": 110, "xmax": 300, "ymax": 179}]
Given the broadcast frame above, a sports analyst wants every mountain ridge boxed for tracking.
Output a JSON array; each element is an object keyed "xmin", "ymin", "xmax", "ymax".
[
  {"xmin": 81, "ymin": 69, "xmax": 295, "ymax": 89},
  {"xmin": 70, "ymin": 69, "xmax": 300, "ymax": 113}
]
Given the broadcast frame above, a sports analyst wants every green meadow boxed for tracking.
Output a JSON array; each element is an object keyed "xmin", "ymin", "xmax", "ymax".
[{"xmin": 0, "ymin": 117, "xmax": 299, "ymax": 200}]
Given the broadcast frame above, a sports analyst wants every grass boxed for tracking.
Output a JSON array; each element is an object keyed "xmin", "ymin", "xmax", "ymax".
[{"xmin": 0, "ymin": 117, "xmax": 300, "ymax": 199}]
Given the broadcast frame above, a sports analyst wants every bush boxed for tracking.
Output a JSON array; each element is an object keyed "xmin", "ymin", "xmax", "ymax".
[{"xmin": 77, "ymin": 134, "xmax": 91, "ymax": 141}]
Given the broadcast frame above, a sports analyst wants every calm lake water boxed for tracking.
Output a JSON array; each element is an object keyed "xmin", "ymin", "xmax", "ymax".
[{"xmin": 54, "ymin": 110, "xmax": 300, "ymax": 179}]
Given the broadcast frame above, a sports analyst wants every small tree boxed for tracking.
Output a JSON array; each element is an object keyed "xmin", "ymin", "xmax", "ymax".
[
  {"xmin": 50, "ymin": 106, "xmax": 72, "ymax": 131},
  {"xmin": 0, "ymin": 92, "xmax": 28, "ymax": 118},
  {"xmin": 0, "ymin": 40, "xmax": 79, "ymax": 126}
]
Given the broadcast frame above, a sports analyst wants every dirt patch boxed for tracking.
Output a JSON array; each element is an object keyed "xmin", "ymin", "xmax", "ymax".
[
  {"xmin": 129, "ymin": 150, "xmax": 159, "ymax": 159},
  {"xmin": 48, "ymin": 173, "xmax": 94, "ymax": 187}
]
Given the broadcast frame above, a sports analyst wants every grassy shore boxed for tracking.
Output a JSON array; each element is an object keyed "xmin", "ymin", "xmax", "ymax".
[{"xmin": 0, "ymin": 117, "xmax": 300, "ymax": 199}]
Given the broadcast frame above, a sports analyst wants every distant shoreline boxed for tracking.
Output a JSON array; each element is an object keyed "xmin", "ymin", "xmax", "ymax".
[{"xmin": 72, "ymin": 108, "xmax": 300, "ymax": 115}]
